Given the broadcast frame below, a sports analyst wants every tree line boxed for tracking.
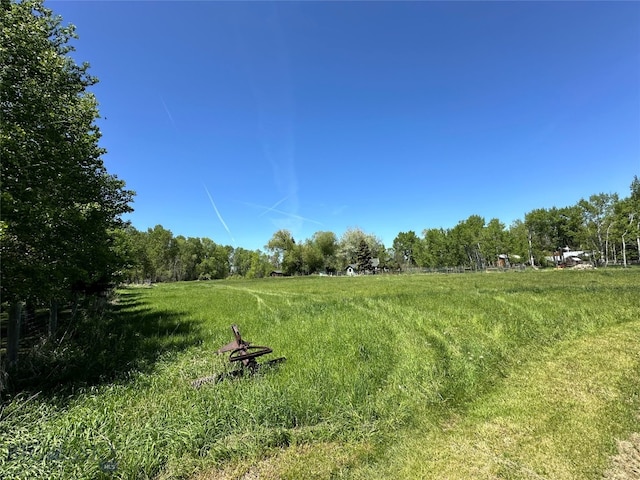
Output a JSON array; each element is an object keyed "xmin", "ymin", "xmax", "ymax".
[
  {"xmin": 118, "ymin": 177, "xmax": 639, "ymax": 282},
  {"xmin": 1, "ymin": 0, "xmax": 134, "ymax": 375}
]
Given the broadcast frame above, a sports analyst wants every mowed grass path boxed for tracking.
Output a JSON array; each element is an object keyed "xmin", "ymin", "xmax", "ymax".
[{"xmin": 1, "ymin": 269, "xmax": 639, "ymax": 479}]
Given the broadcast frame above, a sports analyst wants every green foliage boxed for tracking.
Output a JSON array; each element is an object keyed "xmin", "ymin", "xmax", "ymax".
[
  {"xmin": 246, "ymin": 250, "xmax": 272, "ymax": 278},
  {"xmin": 506, "ymin": 219, "xmax": 531, "ymax": 263},
  {"xmin": 578, "ymin": 193, "xmax": 619, "ymax": 263},
  {"xmin": 300, "ymin": 239, "xmax": 324, "ymax": 274},
  {"xmin": 311, "ymin": 231, "xmax": 339, "ymax": 273},
  {"xmin": 612, "ymin": 176, "xmax": 640, "ymax": 266},
  {"xmin": 392, "ymin": 231, "xmax": 420, "ymax": 267},
  {"xmin": 449, "ymin": 215, "xmax": 486, "ymax": 268},
  {"xmin": 2, "ymin": 270, "xmax": 639, "ymax": 478},
  {"xmin": 265, "ymin": 229, "xmax": 295, "ymax": 268},
  {"xmin": 231, "ymin": 247, "xmax": 254, "ymax": 277},
  {"xmin": 420, "ymin": 228, "xmax": 449, "ymax": 267},
  {"xmin": 115, "ymin": 176, "xmax": 640, "ymax": 283},
  {"xmin": 144, "ymin": 225, "xmax": 178, "ymax": 282},
  {"xmin": 356, "ymin": 238, "xmax": 373, "ymax": 272},
  {"xmin": 338, "ymin": 228, "xmax": 384, "ymax": 269},
  {"xmin": 479, "ymin": 218, "xmax": 508, "ymax": 262},
  {"xmin": 525, "ymin": 206, "xmax": 584, "ymax": 265},
  {"xmin": 0, "ymin": 0, "xmax": 134, "ymax": 305}
]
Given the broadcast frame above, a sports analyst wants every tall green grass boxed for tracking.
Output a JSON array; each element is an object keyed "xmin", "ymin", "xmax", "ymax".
[{"xmin": 1, "ymin": 269, "xmax": 638, "ymax": 479}]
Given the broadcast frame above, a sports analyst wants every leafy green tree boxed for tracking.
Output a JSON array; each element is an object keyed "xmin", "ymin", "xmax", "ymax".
[
  {"xmin": 338, "ymin": 228, "xmax": 362, "ymax": 266},
  {"xmin": 197, "ymin": 239, "xmax": 231, "ymax": 279},
  {"xmin": 282, "ymin": 243, "xmax": 303, "ymax": 276},
  {"xmin": 480, "ymin": 218, "xmax": 508, "ymax": 266},
  {"xmin": 338, "ymin": 227, "xmax": 384, "ymax": 269},
  {"xmin": 135, "ymin": 227, "xmax": 154, "ymax": 282},
  {"xmin": 524, "ymin": 208, "xmax": 556, "ymax": 266},
  {"xmin": 1, "ymin": 0, "xmax": 134, "ymax": 298},
  {"xmin": 246, "ymin": 250, "xmax": 272, "ymax": 278},
  {"xmin": 557, "ymin": 206, "xmax": 584, "ymax": 250},
  {"xmin": 392, "ymin": 231, "xmax": 420, "ymax": 267},
  {"xmin": 525, "ymin": 207, "xmax": 584, "ymax": 266},
  {"xmin": 421, "ymin": 228, "xmax": 449, "ymax": 268},
  {"xmin": 174, "ymin": 236, "xmax": 204, "ymax": 281},
  {"xmin": 301, "ymin": 240, "xmax": 324, "ymax": 274},
  {"xmin": 1, "ymin": 0, "xmax": 133, "ymax": 365},
  {"xmin": 630, "ymin": 176, "xmax": 640, "ymax": 262},
  {"xmin": 144, "ymin": 225, "xmax": 177, "ymax": 282},
  {"xmin": 266, "ymin": 229, "xmax": 295, "ymax": 269},
  {"xmin": 231, "ymin": 247, "xmax": 254, "ymax": 277},
  {"xmin": 578, "ymin": 193, "xmax": 619, "ymax": 265},
  {"xmin": 449, "ymin": 215, "xmax": 485, "ymax": 269},
  {"xmin": 378, "ymin": 247, "xmax": 398, "ymax": 271},
  {"xmin": 311, "ymin": 231, "xmax": 338, "ymax": 273},
  {"xmin": 506, "ymin": 220, "xmax": 530, "ymax": 265},
  {"xmin": 109, "ymin": 224, "xmax": 140, "ymax": 282},
  {"xmin": 612, "ymin": 176, "xmax": 640, "ymax": 267}
]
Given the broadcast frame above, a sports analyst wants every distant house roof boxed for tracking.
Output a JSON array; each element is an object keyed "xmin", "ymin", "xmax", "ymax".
[
  {"xmin": 371, "ymin": 258, "xmax": 380, "ymax": 267},
  {"xmin": 563, "ymin": 251, "xmax": 586, "ymax": 258}
]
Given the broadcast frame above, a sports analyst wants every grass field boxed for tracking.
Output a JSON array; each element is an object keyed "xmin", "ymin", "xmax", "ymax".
[{"xmin": 1, "ymin": 269, "xmax": 639, "ymax": 479}]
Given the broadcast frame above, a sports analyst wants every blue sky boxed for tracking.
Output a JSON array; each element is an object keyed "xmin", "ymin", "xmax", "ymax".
[{"xmin": 50, "ymin": 1, "xmax": 639, "ymax": 251}]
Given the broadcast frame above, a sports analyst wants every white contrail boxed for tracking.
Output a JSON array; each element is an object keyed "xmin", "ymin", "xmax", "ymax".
[
  {"xmin": 258, "ymin": 195, "xmax": 289, "ymax": 217},
  {"xmin": 245, "ymin": 201, "xmax": 323, "ymax": 226},
  {"xmin": 203, "ymin": 185, "xmax": 235, "ymax": 243},
  {"xmin": 160, "ymin": 96, "xmax": 176, "ymax": 127}
]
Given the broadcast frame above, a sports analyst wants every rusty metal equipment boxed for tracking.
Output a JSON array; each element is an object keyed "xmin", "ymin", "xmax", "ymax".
[{"xmin": 192, "ymin": 325, "xmax": 285, "ymax": 388}]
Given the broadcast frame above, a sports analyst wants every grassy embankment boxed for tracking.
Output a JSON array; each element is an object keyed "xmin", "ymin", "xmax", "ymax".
[{"xmin": 1, "ymin": 269, "xmax": 638, "ymax": 479}]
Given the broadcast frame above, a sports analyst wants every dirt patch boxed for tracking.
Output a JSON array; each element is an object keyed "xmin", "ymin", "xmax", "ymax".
[{"xmin": 604, "ymin": 433, "xmax": 640, "ymax": 480}]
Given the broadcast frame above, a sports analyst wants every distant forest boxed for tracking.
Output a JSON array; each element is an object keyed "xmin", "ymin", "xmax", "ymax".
[{"xmin": 118, "ymin": 177, "xmax": 639, "ymax": 282}]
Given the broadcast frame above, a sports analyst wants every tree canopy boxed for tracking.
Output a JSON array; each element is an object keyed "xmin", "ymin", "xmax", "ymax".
[
  {"xmin": 1, "ymin": 0, "xmax": 134, "ymax": 368},
  {"xmin": 1, "ymin": 0, "xmax": 134, "ymax": 306}
]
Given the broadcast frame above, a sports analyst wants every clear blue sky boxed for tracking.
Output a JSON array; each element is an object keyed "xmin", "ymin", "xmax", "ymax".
[{"xmin": 50, "ymin": 1, "xmax": 640, "ymax": 251}]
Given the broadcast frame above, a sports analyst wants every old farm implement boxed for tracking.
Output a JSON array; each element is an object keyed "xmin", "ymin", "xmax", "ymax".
[{"xmin": 191, "ymin": 325, "xmax": 285, "ymax": 388}]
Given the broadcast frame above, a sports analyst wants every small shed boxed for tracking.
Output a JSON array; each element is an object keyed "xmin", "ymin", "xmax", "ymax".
[
  {"xmin": 270, "ymin": 270, "xmax": 283, "ymax": 277},
  {"xmin": 345, "ymin": 264, "xmax": 357, "ymax": 276}
]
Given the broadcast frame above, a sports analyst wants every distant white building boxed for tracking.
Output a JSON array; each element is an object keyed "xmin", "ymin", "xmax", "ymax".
[{"xmin": 546, "ymin": 247, "xmax": 588, "ymax": 267}]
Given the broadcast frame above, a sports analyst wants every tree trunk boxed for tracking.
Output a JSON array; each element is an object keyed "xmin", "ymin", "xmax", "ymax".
[
  {"xmin": 528, "ymin": 230, "xmax": 535, "ymax": 266},
  {"xmin": 605, "ymin": 223, "xmax": 612, "ymax": 266},
  {"xmin": 7, "ymin": 301, "xmax": 22, "ymax": 368},
  {"xmin": 597, "ymin": 226, "xmax": 604, "ymax": 265},
  {"xmin": 622, "ymin": 234, "xmax": 627, "ymax": 268},
  {"xmin": 636, "ymin": 222, "xmax": 640, "ymax": 264}
]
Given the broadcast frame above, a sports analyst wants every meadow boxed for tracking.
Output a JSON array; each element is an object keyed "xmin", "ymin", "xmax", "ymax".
[{"xmin": 1, "ymin": 269, "xmax": 639, "ymax": 479}]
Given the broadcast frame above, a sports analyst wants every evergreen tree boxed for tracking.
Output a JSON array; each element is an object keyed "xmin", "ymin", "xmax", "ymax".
[{"xmin": 356, "ymin": 239, "xmax": 373, "ymax": 273}]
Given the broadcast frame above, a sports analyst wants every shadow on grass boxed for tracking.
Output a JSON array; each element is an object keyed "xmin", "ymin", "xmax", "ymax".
[{"xmin": 5, "ymin": 288, "xmax": 203, "ymax": 397}]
